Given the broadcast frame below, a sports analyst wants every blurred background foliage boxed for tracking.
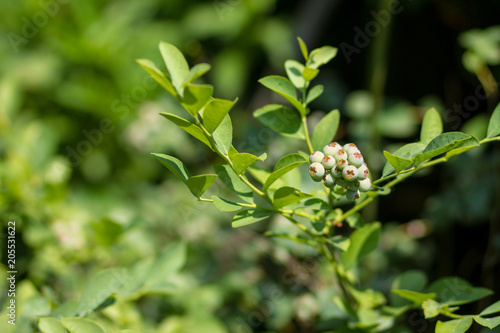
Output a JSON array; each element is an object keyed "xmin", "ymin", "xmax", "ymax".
[{"xmin": 0, "ymin": 0, "xmax": 499, "ymax": 332}]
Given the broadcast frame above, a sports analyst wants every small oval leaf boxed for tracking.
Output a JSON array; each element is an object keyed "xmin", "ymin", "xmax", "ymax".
[{"xmin": 312, "ymin": 110, "xmax": 340, "ymax": 151}]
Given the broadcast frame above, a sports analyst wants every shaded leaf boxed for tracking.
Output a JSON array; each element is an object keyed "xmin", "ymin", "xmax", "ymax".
[
  {"xmin": 312, "ymin": 110, "xmax": 340, "ymax": 151},
  {"xmin": 160, "ymin": 113, "xmax": 212, "ymax": 149},
  {"xmin": 232, "ymin": 209, "xmax": 273, "ymax": 228},
  {"xmin": 76, "ymin": 268, "xmax": 126, "ymax": 317},
  {"xmin": 263, "ymin": 153, "xmax": 307, "ymax": 191},
  {"xmin": 383, "ymin": 151, "xmax": 413, "ymax": 174},
  {"xmin": 487, "ymin": 102, "xmax": 500, "ymax": 138},
  {"xmin": 212, "ymin": 114, "xmax": 232, "ymax": 155},
  {"xmin": 414, "ymin": 132, "xmax": 477, "ymax": 166},
  {"xmin": 230, "ymin": 152, "xmax": 265, "ymax": 175},
  {"xmin": 306, "ymin": 85, "xmax": 324, "ymax": 105},
  {"xmin": 152, "ymin": 153, "xmax": 190, "ymax": 183},
  {"xmin": 145, "ymin": 242, "xmax": 186, "ymax": 289},
  {"xmin": 159, "ymin": 41, "xmax": 190, "ymax": 97},
  {"xmin": 426, "ymin": 277, "xmax": 493, "ymax": 306},
  {"xmin": 381, "ymin": 142, "xmax": 426, "ymax": 177},
  {"xmin": 420, "ymin": 107, "xmax": 443, "ymax": 144},
  {"xmin": 307, "ymin": 46, "xmax": 338, "ymax": 69},
  {"xmin": 259, "ymin": 75, "xmax": 306, "ymax": 116},
  {"xmin": 474, "ymin": 316, "xmax": 500, "ymax": 329},
  {"xmin": 273, "ymin": 186, "xmax": 313, "ymax": 208},
  {"xmin": 136, "ymin": 59, "xmax": 177, "ymax": 97},
  {"xmin": 186, "ymin": 174, "xmax": 218, "ymax": 198},
  {"xmin": 203, "ymin": 98, "xmax": 237, "ymax": 133},
  {"xmin": 213, "ymin": 165, "xmax": 253, "ymax": 203},
  {"xmin": 61, "ymin": 318, "xmax": 106, "ymax": 333},
  {"xmin": 253, "ymin": 104, "xmax": 303, "ymax": 138},
  {"xmin": 341, "ymin": 222, "xmax": 381, "ymax": 270},
  {"xmin": 211, "ymin": 196, "xmax": 242, "ymax": 212},
  {"xmin": 285, "ymin": 60, "xmax": 306, "ymax": 89},
  {"xmin": 390, "ymin": 270, "xmax": 428, "ymax": 307},
  {"xmin": 435, "ymin": 318, "xmax": 472, "ymax": 333},
  {"xmin": 391, "ymin": 290, "xmax": 436, "ymax": 305},
  {"xmin": 180, "ymin": 84, "xmax": 213, "ymax": 117},
  {"xmin": 117, "ymin": 258, "xmax": 153, "ymax": 297}
]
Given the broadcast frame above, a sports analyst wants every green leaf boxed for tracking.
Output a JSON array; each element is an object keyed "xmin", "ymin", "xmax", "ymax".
[
  {"xmin": 232, "ymin": 209, "xmax": 273, "ymax": 228},
  {"xmin": 426, "ymin": 277, "xmax": 493, "ymax": 306},
  {"xmin": 136, "ymin": 59, "xmax": 177, "ymax": 97},
  {"xmin": 76, "ymin": 268, "xmax": 126, "ymax": 317},
  {"xmin": 212, "ymin": 114, "xmax": 232, "ymax": 155},
  {"xmin": 487, "ymin": 102, "xmax": 500, "ymax": 138},
  {"xmin": 474, "ymin": 316, "xmax": 500, "ymax": 329},
  {"xmin": 285, "ymin": 60, "xmax": 306, "ymax": 89},
  {"xmin": 258, "ymin": 75, "xmax": 306, "ymax": 116},
  {"xmin": 203, "ymin": 98, "xmax": 237, "ymax": 133},
  {"xmin": 39, "ymin": 317, "xmax": 68, "ymax": 333},
  {"xmin": 117, "ymin": 259, "xmax": 153, "ymax": 297},
  {"xmin": 390, "ymin": 270, "xmax": 428, "ymax": 307},
  {"xmin": 159, "ymin": 41, "xmax": 190, "ymax": 97},
  {"xmin": 273, "ymin": 186, "xmax": 313, "ymax": 208},
  {"xmin": 186, "ymin": 174, "xmax": 218, "ymax": 198},
  {"xmin": 213, "ymin": 165, "xmax": 253, "ymax": 203},
  {"xmin": 341, "ymin": 222, "xmax": 381, "ymax": 270},
  {"xmin": 152, "ymin": 153, "xmax": 190, "ymax": 183},
  {"xmin": 297, "ymin": 37, "xmax": 308, "ymax": 61},
  {"xmin": 328, "ymin": 236, "xmax": 351, "ymax": 251},
  {"xmin": 414, "ymin": 132, "xmax": 477, "ymax": 166},
  {"xmin": 211, "ymin": 196, "xmax": 242, "ymax": 212},
  {"xmin": 349, "ymin": 287, "xmax": 386, "ymax": 309},
  {"xmin": 382, "ymin": 142, "xmax": 425, "ymax": 177},
  {"xmin": 183, "ymin": 63, "xmax": 211, "ymax": 87},
  {"xmin": 230, "ymin": 152, "xmax": 265, "ymax": 175},
  {"xmin": 311, "ymin": 110, "xmax": 340, "ymax": 151},
  {"xmin": 160, "ymin": 113, "xmax": 213, "ymax": 149},
  {"xmin": 444, "ymin": 136, "xmax": 480, "ymax": 160},
  {"xmin": 422, "ymin": 299, "xmax": 442, "ymax": 318},
  {"xmin": 253, "ymin": 104, "xmax": 303, "ymax": 138},
  {"xmin": 61, "ymin": 318, "xmax": 106, "ymax": 333},
  {"xmin": 302, "ymin": 67, "xmax": 319, "ymax": 82},
  {"xmin": 305, "ymin": 85, "xmax": 324, "ymax": 105},
  {"xmin": 480, "ymin": 300, "xmax": 500, "ymax": 316},
  {"xmin": 307, "ymin": 46, "xmax": 338, "ymax": 69},
  {"xmin": 263, "ymin": 153, "xmax": 307, "ymax": 191},
  {"xmin": 180, "ymin": 84, "xmax": 214, "ymax": 117},
  {"xmin": 420, "ymin": 107, "xmax": 443, "ymax": 144},
  {"xmin": 383, "ymin": 151, "xmax": 413, "ymax": 174},
  {"xmin": 435, "ymin": 317, "xmax": 473, "ymax": 333},
  {"xmin": 391, "ymin": 289, "xmax": 436, "ymax": 305},
  {"xmin": 145, "ymin": 242, "xmax": 186, "ymax": 288}
]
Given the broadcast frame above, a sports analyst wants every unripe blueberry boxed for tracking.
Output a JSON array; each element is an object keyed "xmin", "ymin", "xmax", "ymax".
[
  {"xmin": 322, "ymin": 155, "xmax": 336, "ymax": 170},
  {"xmin": 336, "ymin": 178, "xmax": 348, "ymax": 187},
  {"xmin": 323, "ymin": 173, "xmax": 336, "ymax": 188},
  {"xmin": 336, "ymin": 158, "xmax": 348, "ymax": 170},
  {"xmin": 348, "ymin": 152, "xmax": 364, "ymax": 168},
  {"xmin": 357, "ymin": 163, "xmax": 369, "ymax": 180},
  {"xmin": 343, "ymin": 143, "xmax": 357, "ymax": 151},
  {"xmin": 346, "ymin": 189, "xmax": 360, "ymax": 201},
  {"xmin": 347, "ymin": 179, "xmax": 360, "ymax": 191},
  {"xmin": 342, "ymin": 165, "xmax": 358, "ymax": 181},
  {"xmin": 309, "ymin": 151, "xmax": 324, "ymax": 164},
  {"xmin": 333, "ymin": 149, "xmax": 347, "ymax": 162},
  {"xmin": 323, "ymin": 142, "xmax": 341, "ymax": 156},
  {"xmin": 358, "ymin": 178, "xmax": 372, "ymax": 192},
  {"xmin": 309, "ymin": 162, "xmax": 325, "ymax": 181},
  {"xmin": 331, "ymin": 166, "xmax": 342, "ymax": 178}
]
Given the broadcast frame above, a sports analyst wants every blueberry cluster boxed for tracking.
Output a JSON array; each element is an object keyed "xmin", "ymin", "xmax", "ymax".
[{"xmin": 308, "ymin": 142, "xmax": 371, "ymax": 201}]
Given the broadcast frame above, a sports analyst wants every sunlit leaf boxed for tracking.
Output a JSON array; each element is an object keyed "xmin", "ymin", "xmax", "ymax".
[
  {"xmin": 145, "ymin": 242, "xmax": 186, "ymax": 289},
  {"xmin": 307, "ymin": 46, "xmax": 338, "ymax": 69},
  {"xmin": 211, "ymin": 196, "xmax": 242, "ymax": 212},
  {"xmin": 212, "ymin": 114, "xmax": 232, "ymax": 155},
  {"xmin": 422, "ymin": 299, "xmax": 442, "ymax": 318},
  {"xmin": 297, "ymin": 37, "xmax": 309, "ymax": 61},
  {"xmin": 136, "ymin": 59, "xmax": 177, "ymax": 97},
  {"xmin": 183, "ymin": 63, "xmax": 211, "ymax": 88},
  {"xmin": 420, "ymin": 107, "xmax": 443, "ymax": 144},
  {"xmin": 61, "ymin": 318, "xmax": 106, "ymax": 333},
  {"xmin": 213, "ymin": 165, "xmax": 253, "ymax": 203},
  {"xmin": 302, "ymin": 67, "xmax": 319, "ymax": 82},
  {"xmin": 487, "ymin": 102, "xmax": 500, "ymax": 138},
  {"xmin": 390, "ymin": 270, "xmax": 428, "ymax": 307},
  {"xmin": 159, "ymin": 41, "xmax": 190, "ymax": 97},
  {"xmin": 414, "ymin": 132, "xmax": 478, "ymax": 166},
  {"xmin": 305, "ymin": 85, "xmax": 324, "ymax": 105},
  {"xmin": 160, "ymin": 113, "xmax": 213, "ymax": 149},
  {"xmin": 230, "ymin": 152, "xmax": 265, "ymax": 175},
  {"xmin": 383, "ymin": 151, "xmax": 413, "ymax": 174},
  {"xmin": 285, "ymin": 60, "xmax": 306, "ymax": 89},
  {"xmin": 391, "ymin": 290, "xmax": 436, "ymax": 305},
  {"xmin": 381, "ymin": 142, "xmax": 425, "ymax": 177},
  {"xmin": 341, "ymin": 222, "xmax": 381, "ymax": 270},
  {"xmin": 39, "ymin": 317, "xmax": 68, "ymax": 333},
  {"xmin": 263, "ymin": 153, "xmax": 307, "ymax": 191},
  {"xmin": 312, "ymin": 109, "xmax": 340, "ymax": 151},
  {"xmin": 180, "ymin": 84, "xmax": 213, "ymax": 117},
  {"xmin": 203, "ymin": 97, "xmax": 237, "ymax": 133},
  {"xmin": 253, "ymin": 104, "xmax": 303, "ymax": 138},
  {"xmin": 474, "ymin": 316, "xmax": 500, "ymax": 329},
  {"xmin": 435, "ymin": 317, "xmax": 472, "ymax": 333},
  {"xmin": 426, "ymin": 277, "xmax": 493, "ymax": 306},
  {"xmin": 480, "ymin": 300, "xmax": 500, "ymax": 316}
]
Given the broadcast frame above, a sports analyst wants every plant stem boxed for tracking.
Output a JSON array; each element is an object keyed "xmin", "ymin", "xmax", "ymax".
[{"xmin": 302, "ymin": 116, "xmax": 314, "ymax": 154}]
